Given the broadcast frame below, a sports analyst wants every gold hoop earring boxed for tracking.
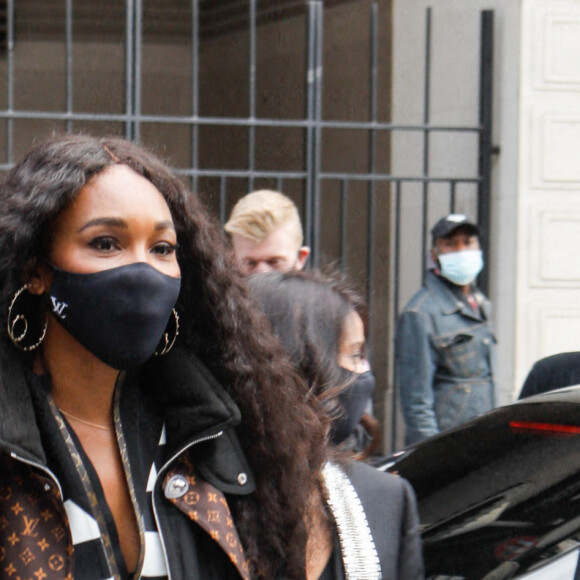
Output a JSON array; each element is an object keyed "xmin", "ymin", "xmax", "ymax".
[
  {"xmin": 155, "ymin": 309, "xmax": 179, "ymax": 356},
  {"xmin": 7, "ymin": 284, "xmax": 48, "ymax": 351}
]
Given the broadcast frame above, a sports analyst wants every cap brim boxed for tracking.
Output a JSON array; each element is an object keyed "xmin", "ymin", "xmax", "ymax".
[{"xmin": 432, "ymin": 222, "xmax": 480, "ymax": 241}]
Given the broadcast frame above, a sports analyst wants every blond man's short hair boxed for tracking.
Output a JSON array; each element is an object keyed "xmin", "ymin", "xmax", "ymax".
[{"xmin": 224, "ymin": 189, "xmax": 304, "ymax": 247}]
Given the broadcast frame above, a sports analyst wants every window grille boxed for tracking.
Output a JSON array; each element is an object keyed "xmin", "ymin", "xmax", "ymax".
[{"xmin": 0, "ymin": 1, "xmax": 494, "ymax": 452}]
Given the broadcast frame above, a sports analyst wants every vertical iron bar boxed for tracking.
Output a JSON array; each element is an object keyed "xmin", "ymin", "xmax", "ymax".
[
  {"xmin": 125, "ymin": 0, "xmax": 135, "ymax": 139},
  {"xmin": 450, "ymin": 180, "xmax": 457, "ymax": 212},
  {"xmin": 304, "ymin": 2, "xmax": 317, "ymax": 251},
  {"xmin": 65, "ymin": 0, "xmax": 73, "ymax": 133},
  {"xmin": 478, "ymin": 10, "xmax": 494, "ymax": 295},
  {"xmin": 421, "ymin": 7, "xmax": 431, "ymax": 281},
  {"xmin": 391, "ymin": 180, "xmax": 402, "ymax": 451},
  {"xmin": 6, "ymin": 0, "xmax": 14, "ymax": 163},
  {"xmin": 219, "ymin": 176, "xmax": 227, "ymax": 226},
  {"xmin": 277, "ymin": 177, "xmax": 283, "ymax": 191},
  {"xmin": 340, "ymin": 180, "xmax": 348, "ymax": 271},
  {"xmin": 367, "ymin": 3, "xmax": 378, "ymax": 311},
  {"xmin": 248, "ymin": 0, "xmax": 257, "ymax": 191},
  {"xmin": 134, "ymin": 0, "xmax": 143, "ymax": 142},
  {"xmin": 191, "ymin": 0, "xmax": 200, "ymax": 194},
  {"xmin": 311, "ymin": 1, "xmax": 323, "ymax": 268}
]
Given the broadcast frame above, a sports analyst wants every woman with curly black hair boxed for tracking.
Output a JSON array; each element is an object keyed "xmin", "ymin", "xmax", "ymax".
[{"xmin": 0, "ymin": 134, "xmax": 331, "ymax": 580}]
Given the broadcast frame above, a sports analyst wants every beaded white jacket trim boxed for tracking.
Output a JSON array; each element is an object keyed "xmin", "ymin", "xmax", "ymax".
[{"xmin": 321, "ymin": 462, "xmax": 382, "ymax": 580}]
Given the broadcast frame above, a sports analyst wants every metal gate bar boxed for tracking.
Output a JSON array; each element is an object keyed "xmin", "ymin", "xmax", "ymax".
[
  {"xmin": 190, "ymin": 0, "xmax": 200, "ymax": 194},
  {"xmin": 366, "ymin": 2, "xmax": 379, "ymax": 308},
  {"xmin": 5, "ymin": 0, "xmax": 14, "ymax": 163},
  {"xmin": 421, "ymin": 7, "xmax": 432, "ymax": 278},
  {"xmin": 248, "ymin": 0, "xmax": 257, "ymax": 191},
  {"xmin": 304, "ymin": 1, "xmax": 317, "ymax": 252},
  {"xmin": 125, "ymin": 0, "xmax": 135, "ymax": 139},
  {"xmin": 65, "ymin": 0, "xmax": 73, "ymax": 133},
  {"xmin": 478, "ymin": 10, "xmax": 495, "ymax": 295},
  {"xmin": 0, "ymin": 112, "xmax": 490, "ymax": 133},
  {"xmin": 308, "ymin": 0, "xmax": 324, "ymax": 268},
  {"xmin": 134, "ymin": 0, "xmax": 143, "ymax": 142}
]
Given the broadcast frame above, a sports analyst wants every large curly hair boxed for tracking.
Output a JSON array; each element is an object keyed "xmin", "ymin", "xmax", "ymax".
[{"xmin": 0, "ymin": 134, "xmax": 327, "ymax": 579}]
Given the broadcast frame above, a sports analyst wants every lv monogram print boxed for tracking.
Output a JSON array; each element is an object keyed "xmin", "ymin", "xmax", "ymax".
[
  {"xmin": 164, "ymin": 456, "xmax": 251, "ymax": 580},
  {"xmin": 0, "ymin": 456, "xmax": 73, "ymax": 580}
]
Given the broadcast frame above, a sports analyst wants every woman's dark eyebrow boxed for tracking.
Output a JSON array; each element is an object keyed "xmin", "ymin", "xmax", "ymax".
[
  {"xmin": 77, "ymin": 217, "xmax": 175, "ymax": 233},
  {"xmin": 156, "ymin": 220, "xmax": 176, "ymax": 231},
  {"xmin": 77, "ymin": 217, "xmax": 126, "ymax": 233}
]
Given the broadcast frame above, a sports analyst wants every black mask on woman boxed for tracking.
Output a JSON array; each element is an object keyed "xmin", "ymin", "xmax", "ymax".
[
  {"xmin": 331, "ymin": 369, "xmax": 376, "ymax": 444},
  {"xmin": 43, "ymin": 262, "xmax": 181, "ymax": 370}
]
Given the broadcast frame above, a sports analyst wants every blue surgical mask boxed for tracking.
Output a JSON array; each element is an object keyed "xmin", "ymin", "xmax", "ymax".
[{"xmin": 438, "ymin": 249, "xmax": 483, "ymax": 286}]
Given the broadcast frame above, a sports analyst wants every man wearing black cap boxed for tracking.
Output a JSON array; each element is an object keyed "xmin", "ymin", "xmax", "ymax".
[{"xmin": 396, "ymin": 213, "xmax": 496, "ymax": 445}]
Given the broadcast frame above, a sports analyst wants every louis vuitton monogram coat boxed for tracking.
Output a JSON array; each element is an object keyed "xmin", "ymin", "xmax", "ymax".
[{"xmin": 0, "ymin": 347, "xmax": 257, "ymax": 580}]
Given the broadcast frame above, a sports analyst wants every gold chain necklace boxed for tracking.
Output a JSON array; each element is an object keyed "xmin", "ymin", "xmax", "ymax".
[{"xmin": 58, "ymin": 408, "xmax": 112, "ymax": 431}]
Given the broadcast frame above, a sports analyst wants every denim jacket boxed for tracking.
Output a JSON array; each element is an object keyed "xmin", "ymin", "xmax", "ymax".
[{"xmin": 396, "ymin": 270, "xmax": 496, "ymax": 445}]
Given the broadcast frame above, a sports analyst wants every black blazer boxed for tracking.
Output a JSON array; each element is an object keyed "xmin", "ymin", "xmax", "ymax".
[{"xmin": 344, "ymin": 460, "xmax": 425, "ymax": 579}]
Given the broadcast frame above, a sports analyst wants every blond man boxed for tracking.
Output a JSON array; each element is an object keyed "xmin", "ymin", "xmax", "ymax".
[{"xmin": 225, "ymin": 190, "xmax": 310, "ymax": 276}]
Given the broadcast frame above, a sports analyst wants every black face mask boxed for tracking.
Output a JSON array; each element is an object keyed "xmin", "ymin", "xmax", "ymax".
[
  {"xmin": 331, "ymin": 369, "xmax": 376, "ymax": 444},
  {"xmin": 43, "ymin": 262, "xmax": 181, "ymax": 370}
]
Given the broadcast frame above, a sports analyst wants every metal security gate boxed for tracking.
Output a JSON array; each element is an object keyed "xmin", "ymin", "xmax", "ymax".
[{"xmin": 0, "ymin": 1, "xmax": 494, "ymax": 452}]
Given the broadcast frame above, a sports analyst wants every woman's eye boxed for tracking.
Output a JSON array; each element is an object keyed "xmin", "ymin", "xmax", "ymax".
[
  {"xmin": 152, "ymin": 242, "xmax": 177, "ymax": 256},
  {"xmin": 89, "ymin": 237, "xmax": 118, "ymax": 252}
]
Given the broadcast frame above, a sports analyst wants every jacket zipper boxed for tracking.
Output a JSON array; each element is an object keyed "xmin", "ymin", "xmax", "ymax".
[
  {"xmin": 152, "ymin": 429, "xmax": 225, "ymax": 580},
  {"xmin": 10, "ymin": 451, "xmax": 63, "ymax": 497}
]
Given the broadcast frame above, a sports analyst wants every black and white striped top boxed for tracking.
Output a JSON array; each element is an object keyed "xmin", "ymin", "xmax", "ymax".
[{"xmin": 30, "ymin": 373, "xmax": 169, "ymax": 580}]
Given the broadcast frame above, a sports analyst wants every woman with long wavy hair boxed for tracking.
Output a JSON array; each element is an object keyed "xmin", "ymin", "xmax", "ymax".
[
  {"xmin": 0, "ymin": 134, "xmax": 330, "ymax": 580},
  {"xmin": 247, "ymin": 270, "xmax": 380, "ymax": 458},
  {"xmin": 247, "ymin": 270, "xmax": 424, "ymax": 579}
]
